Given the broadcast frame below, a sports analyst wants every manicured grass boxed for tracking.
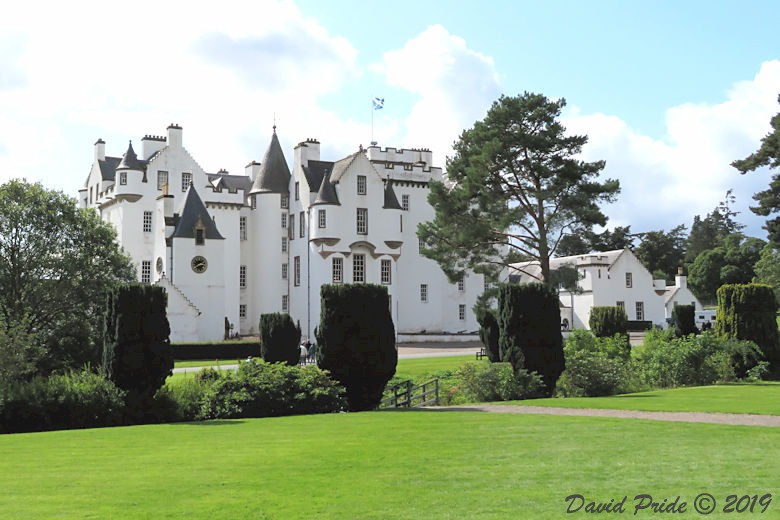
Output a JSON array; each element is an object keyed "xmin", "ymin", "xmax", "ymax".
[
  {"xmin": 0, "ymin": 411, "xmax": 777, "ymax": 519},
  {"xmin": 505, "ymin": 383, "xmax": 780, "ymax": 416},
  {"xmin": 175, "ymin": 359, "xmax": 240, "ymax": 369},
  {"xmin": 394, "ymin": 355, "xmax": 476, "ymax": 381}
]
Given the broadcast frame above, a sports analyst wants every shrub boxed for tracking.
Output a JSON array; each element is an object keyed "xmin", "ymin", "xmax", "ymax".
[
  {"xmin": 0, "ymin": 370, "xmax": 126, "ymax": 433},
  {"xmin": 634, "ymin": 331, "xmax": 763, "ymax": 388},
  {"xmin": 558, "ymin": 329, "xmax": 634, "ymax": 397},
  {"xmin": 498, "ymin": 283, "xmax": 564, "ymax": 396},
  {"xmin": 199, "ymin": 360, "xmax": 345, "ymax": 419},
  {"xmin": 102, "ymin": 284, "xmax": 173, "ymax": 404},
  {"xmin": 0, "ymin": 318, "xmax": 43, "ymax": 389},
  {"xmin": 259, "ymin": 313, "xmax": 301, "ymax": 365},
  {"xmin": 316, "ymin": 284, "xmax": 397, "ymax": 411},
  {"xmin": 672, "ymin": 304, "xmax": 697, "ymax": 337},
  {"xmin": 455, "ymin": 362, "xmax": 544, "ymax": 402},
  {"xmin": 477, "ymin": 309, "xmax": 500, "ymax": 362},
  {"xmin": 716, "ymin": 283, "xmax": 780, "ymax": 372},
  {"xmin": 589, "ymin": 306, "xmax": 628, "ymax": 337}
]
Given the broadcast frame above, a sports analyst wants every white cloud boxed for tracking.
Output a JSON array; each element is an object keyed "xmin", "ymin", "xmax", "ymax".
[
  {"xmin": 565, "ymin": 60, "xmax": 780, "ymax": 238},
  {"xmin": 372, "ymin": 24, "xmax": 502, "ymax": 163}
]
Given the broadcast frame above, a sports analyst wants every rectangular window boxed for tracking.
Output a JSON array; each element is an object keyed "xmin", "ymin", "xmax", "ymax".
[
  {"xmin": 299, "ymin": 211, "xmax": 305, "ymax": 238},
  {"xmin": 143, "ymin": 211, "xmax": 152, "ymax": 233},
  {"xmin": 357, "ymin": 175, "xmax": 367, "ymax": 195},
  {"xmin": 318, "ymin": 209, "xmax": 326, "ymax": 228},
  {"xmin": 457, "ymin": 276, "xmax": 465, "ymax": 292},
  {"xmin": 459, "ymin": 304, "xmax": 466, "ymax": 321},
  {"xmin": 282, "ymin": 295, "xmax": 288, "ymax": 312},
  {"xmin": 356, "ymin": 208, "xmax": 368, "ymax": 235},
  {"xmin": 353, "ymin": 254, "xmax": 365, "ymax": 283},
  {"xmin": 119, "ymin": 172, "xmax": 127, "ymax": 185},
  {"xmin": 239, "ymin": 216, "xmax": 247, "ymax": 241},
  {"xmin": 381, "ymin": 259, "xmax": 391, "ymax": 284},
  {"xmin": 420, "ymin": 284, "xmax": 428, "ymax": 303},
  {"xmin": 195, "ymin": 228, "xmax": 204, "ymax": 245},
  {"xmin": 332, "ymin": 257, "xmax": 343, "ymax": 283},
  {"xmin": 251, "ymin": 195, "xmax": 257, "ymax": 209},
  {"xmin": 626, "ymin": 272, "xmax": 633, "ymax": 288},
  {"xmin": 616, "ymin": 301, "xmax": 625, "ymax": 311},
  {"xmin": 281, "ymin": 194, "xmax": 289, "ymax": 209},
  {"xmin": 295, "ymin": 182, "xmax": 300, "ymax": 201},
  {"xmin": 281, "ymin": 213, "xmax": 287, "ymax": 228},
  {"xmin": 289, "ymin": 214, "xmax": 294, "ymax": 240},
  {"xmin": 141, "ymin": 260, "xmax": 151, "ymax": 284},
  {"xmin": 402, "ymin": 194, "xmax": 409, "ymax": 211},
  {"xmin": 294, "ymin": 256, "xmax": 300, "ymax": 286},
  {"xmin": 282, "ymin": 263, "xmax": 288, "ymax": 280},
  {"xmin": 157, "ymin": 170, "xmax": 168, "ymax": 191},
  {"xmin": 419, "ymin": 237, "xmax": 425, "ymax": 251},
  {"xmin": 239, "ymin": 265, "xmax": 247, "ymax": 289},
  {"xmin": 281, "ymin": 237, "xmax": 288, "ymax": 253},
  {"xmin": 181, "ymin": 172, "xmax": 192, "ymax": 192},
  {"xmin": 239, "ymin": 304, "xmax": 247, "ymax": 319},
  {"xmin": 636, "ymin": 301, "xmax": 644, "ymax": 321}
]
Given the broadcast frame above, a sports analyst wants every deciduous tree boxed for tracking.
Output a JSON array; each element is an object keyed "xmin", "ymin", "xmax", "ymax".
[{"xmin": 418, "ymin": 93, "xmax": 619, "ymax": 284}]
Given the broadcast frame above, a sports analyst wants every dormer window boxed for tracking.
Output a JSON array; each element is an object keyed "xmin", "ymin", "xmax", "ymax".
[{"xmin": 195, "ymin": 228, "xmax": 204, "ymax": 245}]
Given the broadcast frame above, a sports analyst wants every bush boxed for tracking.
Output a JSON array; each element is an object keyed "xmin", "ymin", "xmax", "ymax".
[
  {"xmin": 316, "ymin": 284, "xmax": 397, "ymax": 411},
  {"xmin": 716, "ymin": 283, "xmax": 780, "ymax": 372},
  {"xmin": 477, "ymin": 309, "xmax": 500, "ymax": 362},
  {"xmin": 0, "ymin": 370, "xmax": 126, "ymax": 433},
  {"xmin": 455, "ymin": 362, "xmax": 544, "ymax": 402},
  {"xmin": 589, "ymin": 306, "xmax": 628, "ymax": 337},
  {"xmin": 259, "ymin": 313, "xmax": 301, "ymax": 365},
  {"xmin": 634, "ymin": 330, "xmax": 763, "ymax": 388},
  {"xmin": 672, "ymin": 304, "xmax": 697, "ymax": 337},
  {"xmin": 103, "ymin": 284, "xmax": 173, "ymax": 403},
  {"xmin": 199, "ymin": 360, "xmax": 345, "ymax": 419},
  {"xmin": 498, "ymin": 283, "xmax": 564, "ymax": 396},
  {"xmin": 557, "ymin": 330, "xmax": 634, "ymax": 397}
]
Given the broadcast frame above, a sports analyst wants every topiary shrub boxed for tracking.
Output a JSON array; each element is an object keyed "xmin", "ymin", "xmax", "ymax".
[
  {"xmin": 102, "ymin": 284, "xmax": 173, "ymax": 411},
  {"xmin": 477, "ymin": 309, "xmax": 500, "ymax": 362},
  {"xmin": 497, "ymin": 283, "xmax": 564, "ymax": 396},
  {"xmin": 315, "ymin": 283, "xmax": 398, "ymax": 411},
  {"xmin": 672, "ymin": 304, "xmax": 697, "ymax": 337},
  {"xmin": 259, "ymin": 313, "xmax": 301, "ymax": 366},
  {"xmin": 716, "ymin": 283, "xmax": 779, "ymax": 373},
  {"xmin": 589, "ymin": 306, "xmax": 628, "ymax": 337}
]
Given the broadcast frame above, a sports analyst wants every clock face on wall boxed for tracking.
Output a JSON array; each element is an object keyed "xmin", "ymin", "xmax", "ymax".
[{"xmin": 191, "ymin": 255, "xmax": 208, "ymax": 274}]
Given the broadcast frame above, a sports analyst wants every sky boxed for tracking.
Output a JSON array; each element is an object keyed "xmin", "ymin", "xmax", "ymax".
[{"xmin": 1, "ymin": 0, "xmax": 779, "ymax": 240}]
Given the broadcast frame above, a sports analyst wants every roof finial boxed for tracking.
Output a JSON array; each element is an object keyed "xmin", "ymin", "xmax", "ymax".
[{"xmin": 273, "ymin": 112, "xmax": 277, "ymax": 134}]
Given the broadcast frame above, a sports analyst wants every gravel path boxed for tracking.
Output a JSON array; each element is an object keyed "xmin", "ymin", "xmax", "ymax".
[{"xmin": 428, "ymin": 404, "xmax": 780, "ymax": 427}]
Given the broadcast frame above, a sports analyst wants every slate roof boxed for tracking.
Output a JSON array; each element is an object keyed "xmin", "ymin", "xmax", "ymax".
[
  {"xmin": 312, "ymin": 169, "xmax": 340, "ymax": 206},
  {"xmin": 116, "ymin": 141, "xmax": 147, "ymax": 171},
  {"xmin": 383, "ymin": 180, "xmax": 402, "ymax": 210},
  {"xmin": 249, "ymin": 131, "xmax": 291, "ymax": 194},
  {"xmin": 207, "ymin": 173, "xmax": 252, "ymax": 192},
  {"xmin": 329, "ymin": 151, "xmax": 362, "ymax": 183},
  {"xmin": 97, "ymin": 156, "xmax": 121, "ymax": 182},
  {"xmin": 302, "ymin": 160, "xmax": 335, "ymax": 192},
  {"xmin": 172, "ymin": 186, "xmax": 225, "ymax": 240}
]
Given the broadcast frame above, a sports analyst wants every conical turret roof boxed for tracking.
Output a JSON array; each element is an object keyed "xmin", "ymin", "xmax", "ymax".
[
  {"xmin": 249, "ymin": 130, "xmax": 291, "ymax": 194},
  {"xmin": 312, "ymin": 169, "xmax": 340, "ymax": 206},
  {"xmin": 116, "ymin": 141, "xmax": 145, "ymax": 170},
  {"xmin": 172, "ymin": 186, "xmax": 225, "ymax": 240},
  {"xmin": 383, "ymin": 179, "xmax": 402, "ymax": 210}
]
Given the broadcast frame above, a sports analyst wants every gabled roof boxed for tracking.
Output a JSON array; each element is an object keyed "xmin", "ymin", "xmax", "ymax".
[
  {"xmin": 98, "ymin": 156, "xmax": 121, "ymax": 182},
  {"xmin": 207, "ymin": 173, "xmax": 252, "ymax": 192},
  {"xmin": 249, "ymin": 131, "xmax": 291, "ymax": 194},
  {"xmin": 302, "ymin": 160, "xmax": 335, "ymax": 192},
  {"xmin": 383, "ymin": 180, "xmax": 402, "ymax": 210},
  {"xmin": 172, "ymin": 186, "xmax": 225, "ymax": 240},
  {"xmin": 509, "ymin": 249, "xmax": 632, "ymax": 281},
  {"xmin": 329, "ymin": 151, "xmax": 363, "ymax": 183},
  {"xmin": 116, "ymin": 141, "xmax": 147, "ymax": 171},
  {"xmin": 312, "ymin": 169, "xmax": 340, "ymax": 206}
]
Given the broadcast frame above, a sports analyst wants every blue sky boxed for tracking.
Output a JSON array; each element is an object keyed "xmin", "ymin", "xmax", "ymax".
[{"xmin": 1, "ymin": 0, "xmax": 778, "ymax": 240}]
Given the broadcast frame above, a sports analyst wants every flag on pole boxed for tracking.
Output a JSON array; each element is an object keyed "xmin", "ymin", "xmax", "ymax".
[{"xmin": 372, "ymin": 97, "xmax": 384, "ymax": 110}]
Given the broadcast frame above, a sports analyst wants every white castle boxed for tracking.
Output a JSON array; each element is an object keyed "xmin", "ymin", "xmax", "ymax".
[{"xmin": 80, "ymin": 124, "xmax": 483, "ymax": 342}]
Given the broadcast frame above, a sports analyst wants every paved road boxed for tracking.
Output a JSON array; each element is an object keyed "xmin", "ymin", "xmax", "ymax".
[{"xmin": 173, "ymin": 341, "xmax": 483, "ymax": 373}]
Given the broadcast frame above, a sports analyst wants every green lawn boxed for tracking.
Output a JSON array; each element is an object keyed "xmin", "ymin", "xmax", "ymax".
[
  {"xmin": 505, "ymin": 382, "xmax": 780, "ymax": 416},
  {"xmin": 174, "ymin": 359, "xmax": 240, "ymax": 369},
  {"xmin": 0, "ymin": 411, "xmax": 777, "ymax": 519},
  {"xmin": 394, "ymin": 355, "xmax": 476, "ymax": 381}
]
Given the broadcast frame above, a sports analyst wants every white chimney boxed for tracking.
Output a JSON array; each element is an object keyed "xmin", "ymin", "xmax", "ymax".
[
  {"xmin": 675, "ymin": 267, "xmax": 687, "ymax": 289},
  {"xmin": 94, "ymin": 138, "xmax": 105, "ymax": 161},
  {"xmin": 167, "ymin": 124, "xmax": 183, "ymax": 149}
]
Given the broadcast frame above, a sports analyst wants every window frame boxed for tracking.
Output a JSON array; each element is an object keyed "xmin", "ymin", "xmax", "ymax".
[
  {"xmin": 357, "ymin": 175, "xmax": 367, "ymax": 195},
  {"xmin": 332, "ymin": 257, "xmax": 343, "ymax": 283},
  {"xmin": 353, "ymin": 254, "xmax": 365, "ymax": 283},
  {"xmin": 380, "ymin": 259, "xmax": 391, "ymax": 285},
  {"xmin": 143, "ymin": 211, "xmax": 153, "ymax": 233},
  {"xmin": 356, "ymin": 208, "xmax": 368, "ymax": 235}
]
